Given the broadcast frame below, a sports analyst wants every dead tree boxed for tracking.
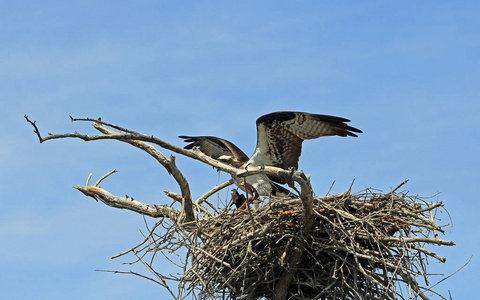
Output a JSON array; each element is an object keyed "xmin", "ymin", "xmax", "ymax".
[{"xmin": 26, "ymin": 115, "xmax": 454, "ymax": 300}]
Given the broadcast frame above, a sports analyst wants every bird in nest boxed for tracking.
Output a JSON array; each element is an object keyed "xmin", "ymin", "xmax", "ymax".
[{"xmin": 180, "ymin": 111, "xmax": 362, "ymax": 209}]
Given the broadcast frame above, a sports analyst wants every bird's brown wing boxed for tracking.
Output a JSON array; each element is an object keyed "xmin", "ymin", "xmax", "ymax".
[
  {"xmin": 179, "ymin": 135, "xmax": 249, "ymax": 168},
  {"xmin": 254, "ymin": 111, "xmax": 362, "ymax": 171}
]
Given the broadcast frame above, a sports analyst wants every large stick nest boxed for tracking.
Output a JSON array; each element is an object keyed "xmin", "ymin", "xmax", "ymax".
[{"xmin": 132, "ymin": 184, "xmax": 453, "ymax": 300}]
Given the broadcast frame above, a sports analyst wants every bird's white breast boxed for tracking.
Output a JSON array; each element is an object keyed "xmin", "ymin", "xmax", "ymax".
[
  {"xmin": 233, "ymin": 125, "xmax": 276, "ymax": 196},
  {"xmin": 234, "ymin": 173, "xmax": 273, "ymax": 196},
  {"xmin": 247, "ymin": 125, "xmax": 273, "ymax": 168}
]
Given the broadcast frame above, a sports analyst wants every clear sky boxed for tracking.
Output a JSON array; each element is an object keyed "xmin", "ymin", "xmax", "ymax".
[{"xmin": 1, "ymin": 1, "xmax": 479, "ymax": 299}]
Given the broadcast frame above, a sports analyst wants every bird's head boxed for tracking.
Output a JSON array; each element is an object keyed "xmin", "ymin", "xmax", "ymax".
[
  {"xmin": 230, "ymin": 189, "xmax": 246, "ymax": 208},
  {"xmin": 231, "ymin": 189, "xmax": 240, "ymax": 204}
]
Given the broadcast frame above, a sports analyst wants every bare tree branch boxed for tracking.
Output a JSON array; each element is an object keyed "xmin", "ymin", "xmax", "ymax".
[
  {"xmin": 74, "ymin": 183, "xmax": 179, "ymax": 219},
  {"xmin": 196, "ymin": 179, "xmax": 234, "ymax": 206},
  {"xmin": 90, "ymin": 121, "xmax": 195, "ymax": 222},
  {"xmin": 27, "ymin": 115, "xmax": 235, "ymax": 173},
  {"xmin": 25, "ymin": 115, "xmax": 317, "ymax": 223}
]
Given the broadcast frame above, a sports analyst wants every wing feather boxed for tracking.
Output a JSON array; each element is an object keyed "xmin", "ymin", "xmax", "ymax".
[
  {"xmin": 253, "ymin": 111, "xmax": 362, "ymax": 171},
  {"xmin": 179, "ymin": 136, "xmax": 249, "ymax": 168}
]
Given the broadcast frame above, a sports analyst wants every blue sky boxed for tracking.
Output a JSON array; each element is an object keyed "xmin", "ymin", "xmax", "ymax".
[{"xmin": 2, "ymin": 1, "xmax": 479, "ymax": 299}]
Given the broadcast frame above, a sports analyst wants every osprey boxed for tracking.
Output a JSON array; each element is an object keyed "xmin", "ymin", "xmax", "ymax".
[
  {"xmin": 231, "ymin": 189, "xmax": 247, "ymax": 209},
  {"xmin": 180, "ymin": 111, "xmax": 362, "ymax": 199}
]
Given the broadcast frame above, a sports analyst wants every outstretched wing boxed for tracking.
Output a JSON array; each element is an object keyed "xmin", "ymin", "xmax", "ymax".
[
  {"xmin": 252, "ymin": 111, "xmax": 362, "ymax": 171},
  {"xmin": 179, "ymin": 136, "xmax": 249, "ymax": 168}
]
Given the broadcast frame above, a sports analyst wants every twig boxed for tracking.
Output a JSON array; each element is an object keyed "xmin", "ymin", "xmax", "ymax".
[
  {"xmin": 428, "ymin": 255, "xmax": 472, "ymax": 290},
  {"xmin": 24, "ymin": 115, "xmax": 44, "ymax": 143},
  {"xmin": 94, "ymin": 169, "xmax": 117, "ymax": 187},
  {"xmin": 196, "ymin": 179, "xmax": 234, "ymax": 205},
  {"xmin": 390, "ymin": 179, "xmax": 409, "ymax": 194}
]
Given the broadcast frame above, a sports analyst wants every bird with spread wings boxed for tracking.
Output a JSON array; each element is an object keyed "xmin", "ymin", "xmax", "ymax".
[{"xmin": 180, "ymin": 111, "xmax": 362, "ymax": 208}]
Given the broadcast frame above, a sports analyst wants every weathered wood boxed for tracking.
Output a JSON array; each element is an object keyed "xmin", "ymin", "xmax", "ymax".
[{"xmin": 74, "ymin": 185, "xmax": 179, "ymax": 219}]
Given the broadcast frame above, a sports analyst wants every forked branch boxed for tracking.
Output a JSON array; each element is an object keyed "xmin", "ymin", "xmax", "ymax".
[
  {"xmin": 76, "ymin": 185, "xmax": 180, "ymax": 219},
  {"xmin": 25, "ymin": 116, "xmax": 314, "ymax": 225}
]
